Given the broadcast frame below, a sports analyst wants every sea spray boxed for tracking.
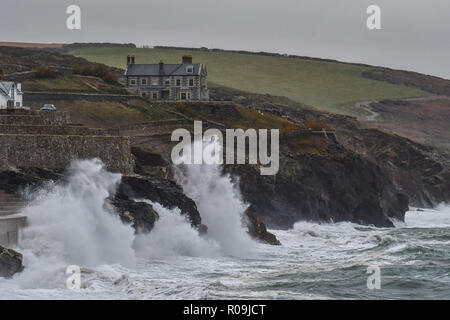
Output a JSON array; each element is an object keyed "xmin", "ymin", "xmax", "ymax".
[
  {"xmin": 402, "ymin": 204, "xmax": 450, "ymax": 228},
  {"xmin": 178, "ymin": 137, "xmax": 255, "ymax": 257},
  {"xmin": 15, "ymin": 159, "xmax": 136, "ymax": 288},
  {"xmin": 134, "ymin": 201, "xmax": 220, "ymax": 258}
]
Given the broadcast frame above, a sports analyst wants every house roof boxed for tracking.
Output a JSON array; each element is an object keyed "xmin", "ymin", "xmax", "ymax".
[
  {"xmin": 125, "ymin": 63, "xmax": 204, "ymax": 76},
  {"xmin": 0, "ymin": 81, "xmax": 14, "ymax": 97}
]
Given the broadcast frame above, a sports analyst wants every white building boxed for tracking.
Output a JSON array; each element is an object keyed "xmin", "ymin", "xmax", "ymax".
[{"xmin": 0, "ymin": 81, "xmax": 23, "ymax": 109}]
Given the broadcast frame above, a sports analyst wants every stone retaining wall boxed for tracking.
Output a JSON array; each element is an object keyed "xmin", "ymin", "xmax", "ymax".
[
  {"xmin": 0, "ymin": 125, "xmax": 108, "ymax": 136},
  {"xmin": 0, "ymin": 135, "xmax": 134, "ymax": 174},
  {"xmin": 24, "ymin": 92, "xmax": 141, "ymax": 103},
  {"xmin": 0, "ymin": 112, "xmax": 71, "ymax": 126}
]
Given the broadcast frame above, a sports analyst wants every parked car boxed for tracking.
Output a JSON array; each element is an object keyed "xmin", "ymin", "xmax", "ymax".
[{"xmin": 40, "ymin": 104, "xmax": 56, "ymax": 111}]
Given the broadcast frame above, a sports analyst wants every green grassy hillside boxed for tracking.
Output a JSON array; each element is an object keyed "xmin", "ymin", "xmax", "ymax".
[{"xmin": 72, "ymin": 47, "xmax": 431, "ymax": 117}]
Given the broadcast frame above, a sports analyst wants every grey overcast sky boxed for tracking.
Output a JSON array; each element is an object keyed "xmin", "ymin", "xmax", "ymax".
[{"xmin": 1, "ymin": 0, "xmax": 449, "ymax": 78}]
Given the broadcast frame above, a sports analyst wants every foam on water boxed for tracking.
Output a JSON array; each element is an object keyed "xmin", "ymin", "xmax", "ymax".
[
  {"xmin": 4, "ymin": 159, "xmax": 136, "ymax": 290},
  {"xmin": 0, "ymin": 154, "xmax": 449, "ymax": 299},
  {"xmin": 134, "ymin": 201, "xmax": 220, "ymax": 258}
]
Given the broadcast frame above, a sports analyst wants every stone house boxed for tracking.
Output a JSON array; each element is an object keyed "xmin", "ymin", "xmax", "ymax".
[
  {"xmin": 0, "ymin": 81, "xmax": 23, "ymax": 109},
  {"xmin": 124, "ymin": 55, "xmax": 209, "ymax": 101}
]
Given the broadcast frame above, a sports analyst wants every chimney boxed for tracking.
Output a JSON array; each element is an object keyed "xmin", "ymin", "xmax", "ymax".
[
  {"xmin": 159, "ymin": 60, "xmax": 164, "ymax": 74},
  {"xmin": 127, "ymin": 55, "xmax": 131, "ymax": 65},
  {"xmin": 182, "ymin": 55, "xmax": 193, "ymax": 64},
  {"xmin": 17, "ymin": 83, "xmax": 21, "ymax": 92},
  {"xmin": 131, "ymin": 56, "xmax": 135, "ymax": 64}
]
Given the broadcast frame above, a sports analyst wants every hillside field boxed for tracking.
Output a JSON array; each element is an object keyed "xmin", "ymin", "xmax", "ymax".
[{"xmin": 72, "ymin": 47, "xmax": 431, "ymax": 117}]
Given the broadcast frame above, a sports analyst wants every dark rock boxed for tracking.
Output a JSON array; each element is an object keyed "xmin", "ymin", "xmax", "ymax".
[
  {"xmin": 327, "ymin": 118, "xmax": 450, "ymax": 208},
  {"xmin": 225, "ymin": 136, "xmax": 408, "ymax": 229},
  {"xmin": 228, "ymin": 90, "xmax": 450, "ymax": 210},
  {"xmin": 118, "ymin": 174, "xmax": 202, "ymax": 226},
  {"xmin": 131, "ymin": 146, "xmax": 168, "ymax": 177},
  {"xmin": 0, "ymin": 167, "xmax": 63, "ymax": 196},
  {"xmin": 244, "ymin": 209, "xmax": 281, "ymax": 245},
  {"xmin": 0, "ymin": 246, "xmax": 24, "ymax": 278},
  {"xmin": 0, "ymin": 167, "xmax": 204, "ymax": 234},
  {"xmin": 110, "ymin": 197, "xmax": 159, "ymax": 233}
]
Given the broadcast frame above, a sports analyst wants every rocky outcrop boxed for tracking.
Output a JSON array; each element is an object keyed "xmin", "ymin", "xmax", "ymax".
[
  {"xmin": 0, "ymin": 168, "xmax": 63, "ymax": 197},
  {"xmin": 318, "ymin": 115, "xmax": 450, "ymax": 208},
  {"xmin": 231, "ymin": 92, "xmax": 450, "ymax": 210},
  {"xmin": 131, "ymin": 146, "xmax": 170, "ymax": 178},
  {"xmin": 118, "ymin": 175, "xmax": 203, "ymax": 227},
  {"xmin": 0, "ymin": 167, "xmax": 202, "ymax": 235},
  {"xmin": 0, "ymin": 246, "xmax": 23, "ymax": 278},
  {"xmin": 225, "ymin": 135, "xmax": 409, "ymax": 229},
  {"xmin": 244, "ymin": 209, "xmax": 281, "ymax": 245},
  {"xmin": 111, "ymin": 196, "xmax": 159, "ymax": 233}
]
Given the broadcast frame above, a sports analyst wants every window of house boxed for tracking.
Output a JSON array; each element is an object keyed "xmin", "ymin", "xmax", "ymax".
[
  {"xmin": 141, "ymin": 78, "xmax": 147, "ymax": 85},
  {"xmin": 186, "ymin": 66, "xmax": 193, "ymax": 73},
  {"xmin": 176, "ymin": 79, "xmax": 181, "ymax": 87},
  {"xmin": 189, "ymin": 79, "xmax": 194, "ymax": 86},
  {"xmin": 151, "ymin": 78, "xmax": 159, "ymax": 86},
  {"xmin": 181, "ymin": 93, "xmax": 187, "ymax": 100},
  {"xmin": 152, "ymin": 92, "xmax": 158, "ymax": 99},
  {"xmin": 165, "ymin": 78, "xmax": 170, "ymax": 86},
  {"xmin": 130, "ymin": 79, "xmax": 136, "ymax": 85},
  {"xmin": 187, "ymin": 93, "xmax": 191, "ymax": 100}
]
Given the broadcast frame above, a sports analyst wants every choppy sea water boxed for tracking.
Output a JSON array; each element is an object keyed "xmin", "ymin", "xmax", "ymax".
[{"xmin": 0, "ymin": 159, "xmax": 449, "ymax": 300}]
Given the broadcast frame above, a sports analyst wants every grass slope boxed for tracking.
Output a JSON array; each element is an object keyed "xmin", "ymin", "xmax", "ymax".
[
  {"xmin": 72, "ymin": 47, "xmax": 430, "ymax": 117},
  {"xmin": 26, "ymin": 99, "xmax": 174, "ymax": 128}
]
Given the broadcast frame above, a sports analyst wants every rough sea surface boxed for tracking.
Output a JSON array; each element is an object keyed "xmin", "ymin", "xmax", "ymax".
[{"xmin": 0, "ymin": 160, "xmax": 449, "ymax": 300}]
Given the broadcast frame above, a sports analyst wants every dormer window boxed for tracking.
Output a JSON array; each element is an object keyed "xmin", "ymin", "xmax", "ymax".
[{"xmin": 186, "ymin": 66, "xmax": 194, "ymax": 73}]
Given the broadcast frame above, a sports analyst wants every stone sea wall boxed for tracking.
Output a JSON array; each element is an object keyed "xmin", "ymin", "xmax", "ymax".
[{"xmin": 0, "ymin": 134, "xmax": 134, "ymax": 174}]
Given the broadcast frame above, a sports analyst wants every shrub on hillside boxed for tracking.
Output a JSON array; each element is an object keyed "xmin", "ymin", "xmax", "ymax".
[
  {"xmin": 35, "ymin": 66, "xmax": 57, "ymax": 79},
  {"xmin": 102, "ymin": 72, "xmax": 119, "ymax": 85},
  {"xmin": 304, "ymin": 120, "xmax": 329, "ymax": 131},
  {"xmin": 74, "ymin": 64, "xmax": 119, "ymax": 85}
]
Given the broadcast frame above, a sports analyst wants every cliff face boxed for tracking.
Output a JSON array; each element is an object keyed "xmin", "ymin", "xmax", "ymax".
[
  {"xmin": 224, "ymin": 133, "xmax": 408, "ymax": 229},
  {"xmin": 317, "ymin": 115, "xmax": 450, "ymax": 208},
  {"xmin": 232, "ymin": 93, "xmax": 450, "ymax": 210}
]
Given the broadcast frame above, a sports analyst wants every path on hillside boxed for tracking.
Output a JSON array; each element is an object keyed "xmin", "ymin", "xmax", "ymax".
[{"xmin": 355, "ymin": 95, "xmax": 450, "ymax": 121}]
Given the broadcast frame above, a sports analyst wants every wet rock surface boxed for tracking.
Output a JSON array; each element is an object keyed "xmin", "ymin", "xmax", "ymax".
[
  {"xmin": 244, "ymin": 209, "xmax": 281, "ymax": 245},
  {"xmin": 0, "ymin": 245, "xmax": 24, "ymax": 278},
  {"xmin": 231, "ymin": 93, "xmax": 449, "ymax": 211},
  {"xmin": 118, "ymin": 175, "xmax": 202, "ymax": 227},
  {"xmin": 225, "ymin": 137, "xmax": 408, "ymax": 229}
]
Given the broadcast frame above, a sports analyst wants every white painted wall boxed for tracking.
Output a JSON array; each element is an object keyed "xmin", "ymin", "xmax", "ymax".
[{"xmin": 0, "ymin": 82, "xmax": 23, "ymax": 109}]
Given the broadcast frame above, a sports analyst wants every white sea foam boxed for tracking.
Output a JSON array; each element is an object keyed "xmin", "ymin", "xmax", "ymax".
[
  {"xmin": 6, "ymin": 159, "xmax": 136, "ymax": 290},
  {"xmin": 1, "ymin": 156, "xmax": 449, "ymax": 299},
  {"xmin": 179, "ymin": 137, "xmax": 255, "ymax": 257},
  {"xmin": 134, "ymin": 201, "xmax": 220, "ymax": 258}
]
